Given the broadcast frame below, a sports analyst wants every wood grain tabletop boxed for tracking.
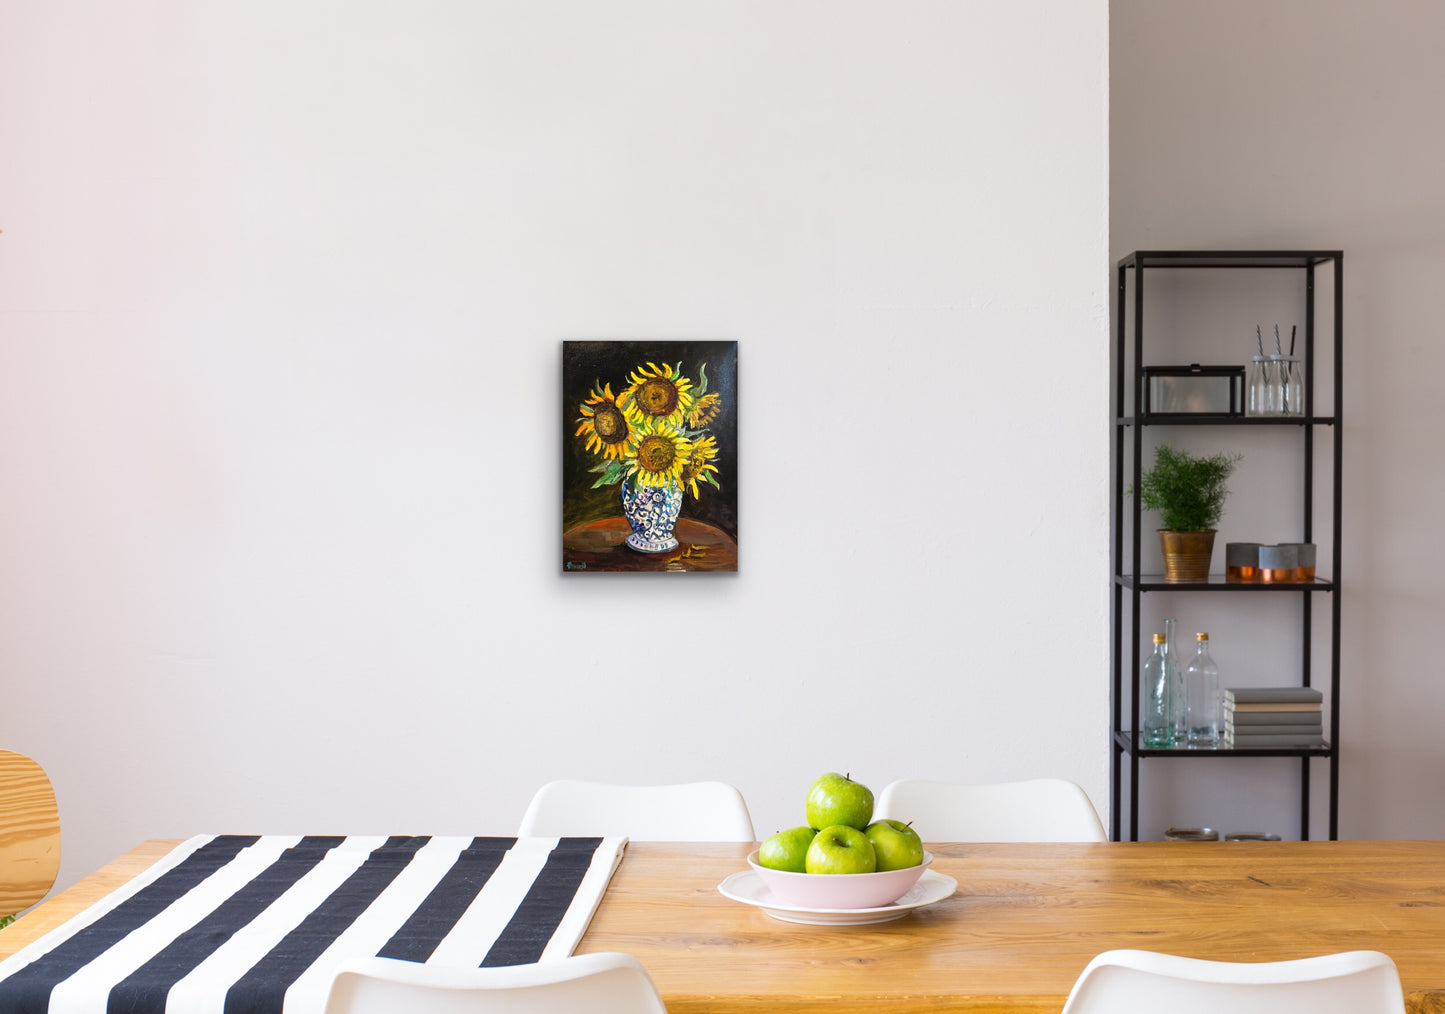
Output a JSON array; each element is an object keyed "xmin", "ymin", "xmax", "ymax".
[{"xmin": 5, "ymin": 838, "xmax": 1445, "ymax": 1013}]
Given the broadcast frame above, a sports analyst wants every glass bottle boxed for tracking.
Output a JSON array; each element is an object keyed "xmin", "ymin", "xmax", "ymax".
[
  {"xmin": 1141, "ymin": 634, "xmax": 1173, "ymax": 748},
  {"xmin": 1163, "ymin": 618, "xmax": 1186, "ymax": 744},
  {"xmin": 1185, "ymin": 632, "xmax": 1220, "ymax": 748},
  {"xmin": 1247, "ymin": 355, "xmax": 1270, "ymax": 416},
  {"xmin": 1264, "ymin": 355, "xmax": 1287, "ymax": 416},
  {"xmin": 1280, "ymin": 355, "xmax": 1303, "ymax": 416}
]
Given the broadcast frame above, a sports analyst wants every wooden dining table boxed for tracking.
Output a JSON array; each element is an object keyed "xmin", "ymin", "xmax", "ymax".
[{"xmin": 4, "ymin": 839, "xmax": 1445, "ymax": 1013}]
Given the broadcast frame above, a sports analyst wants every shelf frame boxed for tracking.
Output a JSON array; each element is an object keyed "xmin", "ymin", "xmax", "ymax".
[
  {"xmin": 1112, "ymin": 730, "xmax": 1332, "ymax": 758},
  {"xmin": 1118, "ymin": 415, "xmax": 1337, "ymax": 427},
  {"xmin": 1109, "ymin": 250, "xmax": 1344, "ymax": 843},
  {"xmin": 1116, "ymin": 575, "xmax": 1334, "ymax": 593}
]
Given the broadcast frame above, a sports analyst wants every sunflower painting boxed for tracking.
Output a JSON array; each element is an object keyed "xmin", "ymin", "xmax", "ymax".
[{"xmin": 563, "ymin": 341, "xmax": 737, "ymax": 573}]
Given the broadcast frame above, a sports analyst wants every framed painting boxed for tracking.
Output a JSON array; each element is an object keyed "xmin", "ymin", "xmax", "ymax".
[{"xmin": 562, "ymin": 340, "xmax": 738, "ymax": 573}]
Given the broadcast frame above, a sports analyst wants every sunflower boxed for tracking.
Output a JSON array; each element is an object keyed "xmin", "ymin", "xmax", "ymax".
[
  {"xmin": 624, "ymin": 418, "xmax": 694, "ymax": 489},
  {"xmin": 574, "ymin": 382, "xmax": 630, "ymax": 460},
  {"xmin": 618, "ymin": 362, "xmax": 696, "ymax": 428},
  {"xmin": 688, "ymin": 392, "xmax": 722, "ymax": 428},
  {"xmin": 680, "ymin": 434, "xmax": 720, "ymax": 498}
]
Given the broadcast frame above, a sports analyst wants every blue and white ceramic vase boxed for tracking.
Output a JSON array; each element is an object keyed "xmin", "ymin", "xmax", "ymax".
[{"xmin": 621, "ymin": 477, "xmax": 683, "ymax": 553}]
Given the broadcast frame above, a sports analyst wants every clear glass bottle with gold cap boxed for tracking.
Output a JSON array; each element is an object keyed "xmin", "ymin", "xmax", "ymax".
[
  {"xmin": 1141, "ymin": 633, "xmax": 1174, "ymax": 748},
  {"xmin": 1185, "ymin": 632, "xmax": 1221, "ymax": 748},
  {"xmin": 1163, "ymin": 618, "xmax": 1186, "ymax": 744}
]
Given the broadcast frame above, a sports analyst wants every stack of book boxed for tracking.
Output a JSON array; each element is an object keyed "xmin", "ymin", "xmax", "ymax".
[{"xmin": 1224, "ymin": 687, "xmax": 1324, "ymax": 747}]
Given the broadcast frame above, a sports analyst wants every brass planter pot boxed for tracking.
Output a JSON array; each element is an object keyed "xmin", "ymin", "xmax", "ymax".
[{"xmin": 1159, "ymin": 529, "xmax": 1216, "ymax": 582}]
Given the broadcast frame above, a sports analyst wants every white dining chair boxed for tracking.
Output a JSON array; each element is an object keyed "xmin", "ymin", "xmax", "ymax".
[
  {"xmin": 517, "ymin": 780, "xmax": 756, "ymax": 842},
  {"xmin": 323, "ymin": 952, "xmax": 667, "ymax": 1014},
  {"xmin": 1060, "ymin": 948, "xmax": 1406, "ymax": 1014},
  {"xmin": 875, "ymin": 778, "xmax": 1108, "ymax": 842}
]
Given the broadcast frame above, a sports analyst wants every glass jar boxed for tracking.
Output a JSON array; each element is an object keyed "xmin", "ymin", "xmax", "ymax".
[
  {"xmin": 1279, "ymin": 355, "xmax": 1303, "ymax": 415},
  {"xmin": 1247, "ymin": 355, "xmax": 1272, "ymax": 416},
  {"xmin": 1264, "ymin": 355, "xmax": 1288, "ymax": 416}
]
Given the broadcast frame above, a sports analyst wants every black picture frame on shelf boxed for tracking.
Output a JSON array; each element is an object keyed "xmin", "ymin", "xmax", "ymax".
[{"xmin": 1142, "ymin": 364, "xmax": 1245, "ymax": 418}]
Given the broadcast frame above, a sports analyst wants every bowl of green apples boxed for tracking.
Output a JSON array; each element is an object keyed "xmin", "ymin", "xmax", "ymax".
[{"xmin": 752, "ymin": 772, "xmax": 929, "ymax": 909}]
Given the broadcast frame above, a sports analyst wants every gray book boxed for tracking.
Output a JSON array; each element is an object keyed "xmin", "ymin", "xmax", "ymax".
[
  {"xmin": 1226, "ymin": 733, "xmax": 1326, "ymax": 747},
  {"xmin": 1225, "ymin": 723, "xmax": 1324, "ymax": 736},
  {"xmin": 1226, "ymin": 701, "xmax": 1322, "ymax": 713},
  {"xmin": 1224, "ymin": 709, "xmax": 1324, "ymax": 726},
  {"xmin": 1224, "ymin": 687, "xmax": 1323, "ymax": 704}
]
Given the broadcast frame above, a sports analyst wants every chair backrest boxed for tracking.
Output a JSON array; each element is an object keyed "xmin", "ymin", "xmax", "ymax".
[
  {"xmin": 517, "ymin": 780, "xmax": 755, "ymax": 842},
  {"xmin": 0, "ymin": 750, "xmax": 61, "ymax": 913},
  {"xmin": 875, "ymin": 778, "xmax": 1107, "ymax": 842},
  {"xmin": 1061, "ymin": 948, "xmax": 1406, "ymax": 1014},
  {"xmin": 324, "ymin": 952, "xmax": 668, "ymax": 1014}
]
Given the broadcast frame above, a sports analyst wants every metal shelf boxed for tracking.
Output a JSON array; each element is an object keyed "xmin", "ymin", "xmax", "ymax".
[
  {"xmin": 1113, "ymin": 730, "xmax": 1332, "ymax": 758},
  {"xmin": 1118, "ymin": 250, "xmax": 1342, "ymax": 270},
  {"xmin": 1118, "ymin": 415, "xmax": 1337, "ymax": 427},
  {"xmin": 1116, "ymin": 575, "xmax": 1334, "ymax": 593},
  {"xmin": 1110, "ymin": 249, "xmax": 1344, "ymax": 843}
]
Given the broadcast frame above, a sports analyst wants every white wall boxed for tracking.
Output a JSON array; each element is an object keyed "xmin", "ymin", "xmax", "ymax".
[
  {"xmin": 1113, "ymin": 1, "xmax": 1445, "ymax": 838},
  {"xmin": 0, "ymin": 0, "xmax": 1110, "ymax": 893}
]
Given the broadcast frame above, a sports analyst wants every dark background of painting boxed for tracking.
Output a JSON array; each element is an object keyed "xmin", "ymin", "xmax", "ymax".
[{"xmin": 561, "ymin": 340, "xmax": 738, "ymax": 540}]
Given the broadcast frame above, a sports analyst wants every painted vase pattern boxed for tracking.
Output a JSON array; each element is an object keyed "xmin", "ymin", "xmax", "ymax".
[{"xmin": 621, "ymin": 477, "xmax": 682, "ymax": 553}]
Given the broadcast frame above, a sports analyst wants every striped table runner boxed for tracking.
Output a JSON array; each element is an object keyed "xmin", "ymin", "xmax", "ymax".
[{"xmin": 0, "ymin": 834, "xmax": 627, "ymax": 1014}]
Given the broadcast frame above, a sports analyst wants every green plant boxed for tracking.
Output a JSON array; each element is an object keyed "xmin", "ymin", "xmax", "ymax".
[{"xmin": 1136, "ymin": 444, "xmax": 1241, "ymax": 531}]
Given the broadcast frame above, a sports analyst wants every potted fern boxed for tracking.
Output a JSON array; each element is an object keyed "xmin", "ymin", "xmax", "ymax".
[{"xmin": 1136, "ymin": 444, "xmax": 1241, "ymax": 582}]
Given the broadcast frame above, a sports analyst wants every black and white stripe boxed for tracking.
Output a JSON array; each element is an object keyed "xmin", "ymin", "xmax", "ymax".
[{"xmin": 0, "ymin": 834, "xmax": 626, "ymax": 1014}]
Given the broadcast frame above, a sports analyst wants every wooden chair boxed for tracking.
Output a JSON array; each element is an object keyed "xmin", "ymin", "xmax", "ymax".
[{"xmin": 0, "ymin": 750, "xmax": 61, "ymax": 914}]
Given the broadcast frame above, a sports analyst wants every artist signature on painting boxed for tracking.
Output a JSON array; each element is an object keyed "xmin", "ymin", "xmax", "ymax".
[{"xmin": 564, "ymin": 561, "xmax": 587, "ymax": 570}]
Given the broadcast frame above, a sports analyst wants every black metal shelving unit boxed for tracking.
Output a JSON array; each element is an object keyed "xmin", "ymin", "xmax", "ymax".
[{"xmin": 1110, "ymin": 250, "xmax": 1343, "ymax": 842}]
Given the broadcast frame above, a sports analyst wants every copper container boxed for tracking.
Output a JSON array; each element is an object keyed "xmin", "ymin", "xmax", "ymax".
[
  {"xmin": 1225, "ymin": 542, "xmax": 1262, "ymax": 583},
  {"xmin": 1159, "ymin": 530, "xmax": 1216, "ymax": 583},
  {"xmin": 1165, "ymin": 827, "xmax": 1220, "ymax": 841},
  {"xmin": 1281, "ymin": 542, "xmax": 1317, "ymax": 582},
  {"xmin": 1258, "ymin": 544, "xmax": 1299, "ymax": 584}
]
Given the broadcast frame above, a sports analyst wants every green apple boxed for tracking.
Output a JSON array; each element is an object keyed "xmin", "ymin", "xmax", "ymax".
[
  {"xmin": 864, "ymin": 819, "xmax": 924, "ymax": 871},
  {"xmin": 805, "ymin": 825, "xmax": 877, "ymax": 874},
  {"xmin": 804, "ymin": 772, "xmax": 875, "ymax": 831},
  {"xmin": 758, "ymin": 826, "xmax": 817, "ymax": 873}
]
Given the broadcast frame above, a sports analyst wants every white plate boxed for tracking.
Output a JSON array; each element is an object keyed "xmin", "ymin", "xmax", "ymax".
[{"xmin": 717, "ymin": 869, "xmax": 957, "ymax": 925}]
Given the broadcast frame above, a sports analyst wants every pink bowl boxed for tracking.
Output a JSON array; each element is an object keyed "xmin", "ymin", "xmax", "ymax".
[{"xmin": 747, "ymin": 849, "xmax": 933, "ymax": 909}]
